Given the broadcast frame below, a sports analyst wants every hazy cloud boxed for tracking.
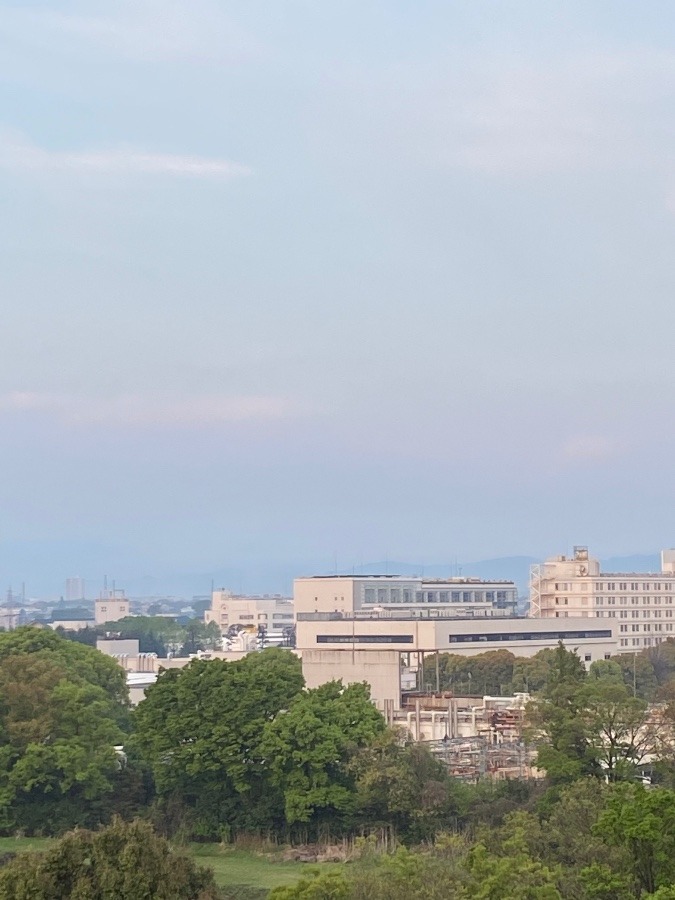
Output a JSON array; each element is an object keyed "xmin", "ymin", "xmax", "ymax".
[
  {"xmin": 0, "ymin": 1, "xmax": 262, "ymax": 65},
  {"xmin": 0, "ymin": 392, "xmax": 300, "ymax": 427},
  {"xmin": 560, "ymin": 434, "xmax": 617, "ymax": 463},
  {"xmin": 0, "ymin": 130, "xmax": 251, "ymax": 180}
]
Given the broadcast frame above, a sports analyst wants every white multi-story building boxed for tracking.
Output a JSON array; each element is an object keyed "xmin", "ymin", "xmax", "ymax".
[
  {"xmin": 530, "ymin": 546, "xmax": 675, "ymax": 651},
  {"xmin": 205, "ymin": 589, "xmax": 294, "ymax": 635},
  {"xmin": 294, "ymin": 574, "xmax": 518, "ymax": 618}
]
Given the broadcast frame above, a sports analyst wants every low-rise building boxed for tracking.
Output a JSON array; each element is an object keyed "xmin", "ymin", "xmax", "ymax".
[
  {"xmin": 297, "ymin": 609, "xmax": 618, "ymax": 711},
  {"xmin": 205, "ymin": 589, "xmax": 294, "ymax": 634},
  {"xmin": 95, "ymin": 590, "xmax": 130, "ymax": 626}
]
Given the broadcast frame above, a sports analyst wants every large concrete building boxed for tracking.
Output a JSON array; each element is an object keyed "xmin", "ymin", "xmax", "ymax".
[
  {"xmin": 205, "ymin": 589, "xmax": 294, "ymax": 634},
  {"xmin": 294, "ymin": 574, "xmax": 518, "ymax": 618},
  {"xmin": 530, "ymin": 546, "xmax": 675, "ymax": 651},
  {"xmin": 294, "ymin": 574, "xmax": 616, "ymax": 711}
]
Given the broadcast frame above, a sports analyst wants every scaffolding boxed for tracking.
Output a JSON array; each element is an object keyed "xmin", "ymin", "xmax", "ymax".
[
  {"xmin": 427, "ymin": 736, "xmax": 535, "ymax": 783},
  {"xmin": 529, "ymin": 564, "xmax": 541, "ymax": 618}
]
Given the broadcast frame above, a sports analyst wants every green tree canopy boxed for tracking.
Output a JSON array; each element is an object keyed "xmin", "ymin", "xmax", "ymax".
[
  {"xmin": 0, "ymin": 629, "xmax": 132, "ymax": 833},
  {"xmin": 0, "ymin": 817, "xmax": 219, "ymax": 899},
  {"xmin": 260, "ymin": 680, "xmax": 386, "ymax": 826},
  {"xmin": 133, "ymin": 648, "xmax": 304, "ymax": 836}
]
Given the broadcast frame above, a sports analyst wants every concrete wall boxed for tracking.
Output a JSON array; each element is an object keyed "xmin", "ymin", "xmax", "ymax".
[{"xmin": 301, "ymin": 648, "xmax": 401, "ymax": 709}]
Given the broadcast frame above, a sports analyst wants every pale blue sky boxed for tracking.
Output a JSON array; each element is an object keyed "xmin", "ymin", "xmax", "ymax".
[{"xmin": 2, "ymin": 2, "xmax": 675, "ymax": 592}]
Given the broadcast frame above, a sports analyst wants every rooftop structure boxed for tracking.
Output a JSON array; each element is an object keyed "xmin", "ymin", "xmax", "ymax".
[{"xmin": 294, "ymin": 574, "xmax": 518, "ymax": 619}]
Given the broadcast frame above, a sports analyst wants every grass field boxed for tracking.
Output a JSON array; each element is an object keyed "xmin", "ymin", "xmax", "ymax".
[{"xmin": 0, "ymin": 836, "xmax": 330, "ymax": 894}]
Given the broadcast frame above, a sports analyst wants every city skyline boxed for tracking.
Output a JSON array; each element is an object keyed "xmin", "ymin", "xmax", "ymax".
[{"xmin": 3, "ymin": 3, "xmax": 675, "ymax": 584}]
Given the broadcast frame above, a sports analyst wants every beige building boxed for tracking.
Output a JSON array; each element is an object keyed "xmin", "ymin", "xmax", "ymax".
[
  {"xmin": 95, "ymin": 590, "xmax": 130, "ymax": 626},
  {"xmin": 297, "ymin": 611, "xmax": 618, "ymax": 710},
  {"xmin": 530, "ymin": 546, "xmax": 675, "ymax": 651},
  {"xmin": 205, "ymin": 589, "xmax": 294, "ymax": 634},
  {"xmin": 294, "ymin": 574, "xmax": 518, "ymax": 618}
]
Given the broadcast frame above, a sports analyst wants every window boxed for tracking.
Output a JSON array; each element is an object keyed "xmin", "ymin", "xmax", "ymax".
[
  {"xmin": 632, "ymin": 625, "xmax": 640, "ymax": 632},
  {"xmin": 451, "ymin": 592, "xmax": 460, "ymax": 602},
  {"xmin": 317, "ymin": 634, "xmax": 414, "ymax": 644},
  {"xmin": 643, "ymin": 610, "xmax": 651, "ymax": 618},
  {"xmin": 620, "ymin": 624, "xmax": 628, "ymax": 632},
  {"xmin": 239, "ymin": 615, "xmax": 254, "ymax": 621},
  {"xmin": 604, "ymin": 654, "xmax": 611, "ymax": 660},
  {"xmin": 619, "ymin": 582, "xmax": 627, "ymax": 591},
  {"xmin": 631, "ymin": 583, "xmax": 639, "ymax": 591},
  {"xmin": 462, "ymin": 592, "xmax": 471, "ymax": 602},
  {"xmin": 584, "ymin": 654, "xmax": 592, "ymax": 662},
  {"xmin": 595, "ymin": 583, "xmax": 604, "ymax": 591},
  {"xmin": 620, "ymin": 611, "xmax": 627, "ymax": 618},
  {"xmin": 596, "ymin": 598, "xmax": 604, "ymax": 606},
  {"xmin": 447, "ymin": 629, "xmax": 611, "ymax": 644},
  {"xmin": 608, "ymin": 583, "xmax": 616, "ymax": 590},
  {"xmin": 644, "ymin": 624, "xmax": 651, "ymax": 632}
]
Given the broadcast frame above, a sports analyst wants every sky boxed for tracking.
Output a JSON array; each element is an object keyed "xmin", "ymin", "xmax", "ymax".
[{"xmin": 2, "ymin": 1, "xmax": 675, "ymax": 594}]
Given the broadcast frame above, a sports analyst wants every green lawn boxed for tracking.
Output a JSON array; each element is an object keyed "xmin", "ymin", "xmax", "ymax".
[
  {"xmin": 0, "ymin": 836, "xmax": 333, "ymax": 894},
  {"xmin": 0, "ymin": 836, "xmax": 53, "ymax": 854},
  {"xmin": 190, "ymin": 846, "xmax": 324, "ymax": 891}
]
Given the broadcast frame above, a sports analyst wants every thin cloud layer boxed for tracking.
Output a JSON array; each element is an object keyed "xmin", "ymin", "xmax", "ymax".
[
  {"xmin": 0, "ymin": 131, "xmax": 251, "ymax": 180},
  {"xmin": 0, "ymin": 392, "xmax": 298, "ymax": 427},
  {"xmin": 0, "ymin": 0, "xmax": 262, "ymax": 65}
]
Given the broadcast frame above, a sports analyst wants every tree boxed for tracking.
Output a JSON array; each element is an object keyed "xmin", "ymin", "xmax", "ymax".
[
  {"xmin": 260, "ymin": 681, "xmax": 386, "ymax": 827},
  {"xmin": 526, "ymin": 643, "xmax": 593, "ymax": 783},
  {"xmin": 347, "ymin": 728, "xmax": 466, "ymax": 841},
  {"xmin": 580, "ymin": 677, "xmax": 653, "ymax": 781},
  {"xmin": 594, "ymin": 783, "xmax": 675, "ymax": 895},
  {"xmin": 0, "ymin": 627, "xmax": 128, "ymax": 707},
  {"xmin": 0, "ymin": 817, "xmax": 220, "ymax": 899},
  {"xmin": 133, "ymin": 648, "xmax": 304, "ymax": 836},
  {"xmin": 0, "ymin": 629, "xmax": 132, "ymax": 833}
]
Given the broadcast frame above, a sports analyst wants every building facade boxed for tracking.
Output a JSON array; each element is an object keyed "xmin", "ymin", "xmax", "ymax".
[
  {"xmin": 95, "ymin": 589, "xmax": 130, "ymax": 626},
  {"xmin": 294, "ymin": 574, "xmax": 518, "ymax": 619},
  {"xmin": 530, "ymin": 546, "xmax": 675, "ymax": 651},
  {"xmin": 298, "ymin": 612, "xmax": 618, "ymax": 709},
  {"xmin": 205, "ymin": 589, "xmax": 294, "ymax": 634}
]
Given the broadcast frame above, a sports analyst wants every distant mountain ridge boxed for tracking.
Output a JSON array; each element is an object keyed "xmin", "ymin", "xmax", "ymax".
[{"xmin": 0, "ymin": 544, "xmax": 667, "ymax": 599}]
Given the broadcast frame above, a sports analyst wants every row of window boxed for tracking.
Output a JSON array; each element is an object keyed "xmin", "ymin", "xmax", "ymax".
[
  {"xmin": 619, "ymin": 623, "xmax": 672, "ymax": 632},
  {"xmin": 363, "ymin": 589, "xmax": 513, "ymax": 605},
  {"xmin": 596, "ymin": 597, "xmax": 671, "ymax": 605},
  {"xmin": 555, "ymin": 582, "xmax": 674, "ymax": 592},
  {"xmin": 448, "ymin": 629, "xmax": 612, "ymax": 644},
  {"xmin": 595, "ymin": 610, "xmax": 673, "ymax": 618},
  {"xmin": 316, "ymin": 635, "xmax": 414, "ymax": 644},
  {"xmin": 619, "ymin": 637, "xmax": 664, "ymax": 647}
]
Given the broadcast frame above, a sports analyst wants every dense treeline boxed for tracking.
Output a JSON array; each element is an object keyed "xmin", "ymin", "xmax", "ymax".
[
  {"xmin": 434, "ymin": 640, "xmax": 675, "ymax": 700},
  {"xmin": 56, "ymin": 615, "xmax": 223, "ymax": 657},
  {"xmin": 6, "ymin": 628, "xmax": 675, "ymax": 896}
]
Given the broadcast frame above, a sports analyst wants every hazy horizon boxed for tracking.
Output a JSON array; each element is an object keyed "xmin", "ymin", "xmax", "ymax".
[{"xmin": 3, "ymin": 3, "xmax": 675, "ymax": 592}]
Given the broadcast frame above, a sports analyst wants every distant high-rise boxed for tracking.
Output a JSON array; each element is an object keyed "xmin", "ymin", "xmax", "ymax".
[{"xmin": 65, "ymin": 577, "xmax": 85, "ymax": 603}]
